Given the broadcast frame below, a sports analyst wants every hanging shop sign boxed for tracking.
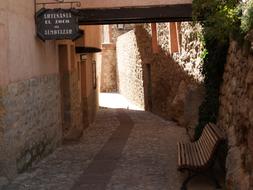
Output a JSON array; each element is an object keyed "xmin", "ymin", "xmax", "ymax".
[{"xmin": 36, "ymin": 8, "xmax": 82, "ymax": 41}]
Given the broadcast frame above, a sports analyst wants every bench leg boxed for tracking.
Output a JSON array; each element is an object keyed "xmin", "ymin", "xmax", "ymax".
[
  {"xmin": 209, "ymin": 169, "xmax": 222, "ymax": 189},
  {"xmin": 180, "ymin": 171, "xmax": 222, "ymax": 190},
  {"xmin": 211, "ymin": 176, "xmax": 221, "ymax": 189},
  {"xmin": 181, "ymin": 172, "xmax": 198, "ymax": 190},
  {"xmin": 201, "ymin": 171, "xmax": 222, "ymax": 189}
]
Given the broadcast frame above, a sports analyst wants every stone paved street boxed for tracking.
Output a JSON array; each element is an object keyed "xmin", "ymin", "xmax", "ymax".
[{"xmin": 3, "ymin": 109, "xmax": 224, "ymax": 190}]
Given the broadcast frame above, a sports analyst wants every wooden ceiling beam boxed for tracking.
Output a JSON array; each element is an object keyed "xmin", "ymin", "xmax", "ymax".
[{"xmin": 77, "ymin": 4, "xmax": 192, "ymax": 25}]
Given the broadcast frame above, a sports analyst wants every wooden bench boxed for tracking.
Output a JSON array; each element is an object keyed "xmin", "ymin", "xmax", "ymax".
[{"xmin": 177, "ymin": 123, "xmax": 225, "ymax": 190}]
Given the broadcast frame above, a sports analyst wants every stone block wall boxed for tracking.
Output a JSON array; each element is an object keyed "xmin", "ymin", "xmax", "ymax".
[
  {"xmin": 0, "ymin": 74, "xmax": 62, "ymax": 179},
  {"xmin": 173, "ymin": 22, "xmax": 204, "ymax": 81},
  {"xmin": 62, "ymin": 69, "xmax": 83, "ymax": 141},
  {"xmin": 143, "ymin": 22, "xmax": 204, "ymax": 81},
  {"xmin": 115, "ymin": 24, "xmax": 204, "ymax": 137},
  {"xmin": 100, "ymin": 44, "xmax": 117, "ymax": 92},
  {"xmin": 100, "ymin": 25, "xmax": 134, "ymax": 93},
  {"xmin": 81, "ymin": 53, "xmax": 100, "ymax": 129},
  {"xmin": 218, "ymin": 41, "xmax": 253, "ymax": 189},
  {"xmin": 116, "ymin": 30, "xmax": 145, "ymax": 109},
  {"xmin": 115, "ymin": 24, "xmax": 204, "ymax": 136},
  {"xmin": 134, "ymin": 24, "xmax": 204, "ymax": 138},
  {"xmin": 83, "ymin": 87, "xmax": 98, "ymax": 125},
  {"xmin": 111, "ymin": 24, "xmax": 135, "ymax": 43}
]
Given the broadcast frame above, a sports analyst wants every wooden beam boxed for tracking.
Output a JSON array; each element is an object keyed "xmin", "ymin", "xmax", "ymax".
[
  {"xmin": 151, "ymin": 23, "xmax": 159, "ymax": 54},
  {"xmin": 169, "ymin": 22, "xmax": 180, "ymax": 53},
  {"xmin": 177, "ymin": 22, "xmax": 182, "ymax": 49},
  {"xmin": 77, "ymin": 4, "xmax": 192, "ymax": 25}
]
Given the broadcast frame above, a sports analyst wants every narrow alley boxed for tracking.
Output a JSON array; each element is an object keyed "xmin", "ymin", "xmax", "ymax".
[
  {"xmin": 4, "ymin": 107, "xmax": 220, "ymax": 190},
  {"xmin": 1, "ymin": 1, "xmax": 253, "ymax": 189}
]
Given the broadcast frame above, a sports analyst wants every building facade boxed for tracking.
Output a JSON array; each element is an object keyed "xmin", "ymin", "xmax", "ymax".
[{"xmin": 0, "ymin": 1, "xmax": 101, "ymax": 179}]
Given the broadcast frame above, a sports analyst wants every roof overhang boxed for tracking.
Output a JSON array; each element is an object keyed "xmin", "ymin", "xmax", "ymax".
[{"xmin": 77, "ymin": 4, "xmax": 193, "ymax": 25}]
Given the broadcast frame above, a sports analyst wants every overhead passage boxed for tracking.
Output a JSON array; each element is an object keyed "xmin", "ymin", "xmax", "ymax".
[{"xmin": 77, "ymin": 4, "xmax": 193, "ymax": 25}]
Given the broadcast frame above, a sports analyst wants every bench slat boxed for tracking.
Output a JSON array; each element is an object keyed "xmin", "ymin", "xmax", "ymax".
[
  {"xmin": 193, "ymin": 142, "xmax": 202, "ymax": 167},
  {"xmin": 206, "ymin": 125, "xmax": 218, "ymax": 143},
  {"xmin": 177, "ymin": 142, "xmax": 182, "ymax": 166},
  {"xmin": 206, "ymin": 126, "xmax": 217, "ymax": 148},
  {"xmin": 202, "ymin": 125, "xmax": 217, "ymax": 162},
  {"xmin": 204, "ymin": 127, "xmax": 215, "ymax": 158},
  {"xmin": 188, "ymin": 144, "xmax": 195, "ymax": 167},
  {"xmin": 195, "ymin": 141, "xmax": 205, "ymax": 166},
  {"xmin": 181, "ymin": 143, "xmax": 186, "ymax": 167},
  {"xmin": 200, "ymin": 128, "xmax": 211, "ymax": 163},
  {"xmin": 184, "ymin": 143, "xmax": 191, "ymax": 165},
  {"xmin": 209, "ymin": 123, "xmax": 224, "ymax": 139},
  {"xmin": 190, "ymin": 143, "xmax": 199, "ymax": 168},
  {"xmin": 183, "ymin": 143, "xmax": 188, "ymax": 166},
  {"xmin": 186, "ymin": 143, "xmax": 193, "ymax": 167},
  {"xmin": 177, "ymin": 123, "xmax": 225, "ymax": 171},
  {"xmin": 204, "ymin": 136, "xmax": 212, "ymax": 157},
  {"xmin": 200, "ymin": 132, "xmax": 210, "ymax": 164},
  {"xmin": 208, "ymin": 124, "xmax": 219, "ymax": 141}
]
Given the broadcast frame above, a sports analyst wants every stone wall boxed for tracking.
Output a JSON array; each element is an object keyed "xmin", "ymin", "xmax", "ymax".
[
  {"xmin": 0, "ymin": 4, "xmax": 101, "ymax": 183},
  {"xmin": 100, "ymin": 24, "xmax": 134, "ymax": 93},
  {"xmin": 115, "ymin": 24, "xmax": 204, "ymax": 136},
  {"xmin": 173, "ymin": 22, "xmax": 204, "ymax": 81},
  {"xmin": 135, "ymin": 24, "xmax": 204, "ymax": 138},
  {"xmin": 100, "ymin": 44, "xmax": 117, "ymax": 92},
  {"xmin": 84, "ymin": 87, "xmax": 98, "ymax": 125},
  {"xmin": 62, "ymin": 69, "xmax": 83, "ymax": 141},
  {"xmin": 0, "ymin": 1, "xmax": 61, "ymax": 182},
  {"xmin": 116, "ymin": 30, "xmax": 145, "ymax": 109},
  {"xmin": 111, "ymin": 24, "xmax": 135, "ymax": 43},
  {"xmin": 143, "ymin": 22, "xmax": 204, "ymax": 81},
  {"xmin": 0, "ymin": 74, "xmax": 62, "ymax": 179},
  {"xmin": 81, "ymin": 53, "xmax": 100, "ymax": 129},
  {"xmin": 218, "ymin": 40, "xmax": 253, "ymax": 189}
]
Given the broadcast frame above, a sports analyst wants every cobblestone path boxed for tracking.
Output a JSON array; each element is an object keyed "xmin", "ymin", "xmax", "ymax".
[{"xmin": 3, "ymin": 109, "xmax": 222, "ymax": 190}]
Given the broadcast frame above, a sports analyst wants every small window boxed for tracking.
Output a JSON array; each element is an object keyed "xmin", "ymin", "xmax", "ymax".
[{"xmin": 117, "ymin": 24, "xmax": 124, "ymax": 30}]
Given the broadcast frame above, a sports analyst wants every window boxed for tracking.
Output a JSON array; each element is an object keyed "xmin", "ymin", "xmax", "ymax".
[
  {"xmin": 103, "ymin": 25, "xmax": 110, "ymax": 44},
  {"xmin": 117, "ymin": 24, "xmax": 124, "ymax": 30},
  {"xmin": 92, "ymin": 60, "xmax": 97, "ymax": 89}
]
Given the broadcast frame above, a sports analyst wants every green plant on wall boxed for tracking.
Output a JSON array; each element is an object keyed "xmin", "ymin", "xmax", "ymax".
[
  {"xmin": 195, "ymin": 39, "xmax": 229, "ymax": 139},
  {"xmin": 193, "ymin": 0, "xmax": 253, "ymax": 139},
  {"xmin": 193, "ymin": 0, "xmax": 240, "ymax": 42},
  {"xmin": 241, "ymin": 0, "xmax": 253, "ymax": 34}
]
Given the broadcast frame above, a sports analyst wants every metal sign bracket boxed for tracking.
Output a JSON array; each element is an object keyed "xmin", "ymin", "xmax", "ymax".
[
  {"xmin": 34, "ymin": 0, "xmax": 81, "ymax": 19},
  {"xmin": 35, "ymin": 0, "xmax": 81, "ymax": 10}
]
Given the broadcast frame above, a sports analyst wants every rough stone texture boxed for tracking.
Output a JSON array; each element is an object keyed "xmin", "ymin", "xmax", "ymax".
[
  {"xmin": 3, "ymin": 108, "xmax": 223, "ymax": 190},
  {"xmin": 116, "ymin": 30, "xmax": 145, "ymax": 109},
  {"xmin": 180, "ymin": 84, "xmax": 205, "ymax": 139},
  {"xmin": 218, "ymin": 40, "xmax": 253, "ymax": 190},
  {"xmin": 100, "ymin": 24, "xmax": 135, "ymax": 93},
  {"xmin": 144, "ymin": 23, "xmax": 171, "ymax": 53},
  {"xmin": 0, "ymin": 74, "xmax": 62, "ymax": 180},
  {"xmin": 100, "ymin": 44, "xmax": 117, "ymax": 92},
  {"xmin": 83, "ymin": 88, "xmax": 98, "ymax": 128},
  {"xmin": 0, "ymin": 177, "xmax": 9, "ymax": 190},
  {"xmin": 144, "ymin": 22, "xmax": 204, "ymax": 83},
  {"xmin": 134, "ymin": 24, "xmax": 204, "ymax": 138},
  {"xmin": 81, "ymin": 53, "xmax": 100, "ymax": 130},
  {"xmin": 62, "ymin": 69, "xmax": 83, "ymax": 141},
  {"xmin": 173, "ymin": 22, "xmax": 204, "ymax": 82},
  {"xmin": 111, "ymin": 24, "xmax": 135, "ymax": 44},
  {"xmin": 106, "ymin": 22, "xmax": 204, "ymax": 137}
]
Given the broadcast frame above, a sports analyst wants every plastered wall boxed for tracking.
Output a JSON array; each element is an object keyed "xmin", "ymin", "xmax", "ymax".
[
  {"xmin": 0, "ymin": 0, "xmax": 60, "ymax": 180},
  {"xmin": 37, "ymin": 0, "xmax": 192, "ymax": 9},
  {"xmin": 0, "ymin": 0, "xmax": 59, "ymax": 86}
]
